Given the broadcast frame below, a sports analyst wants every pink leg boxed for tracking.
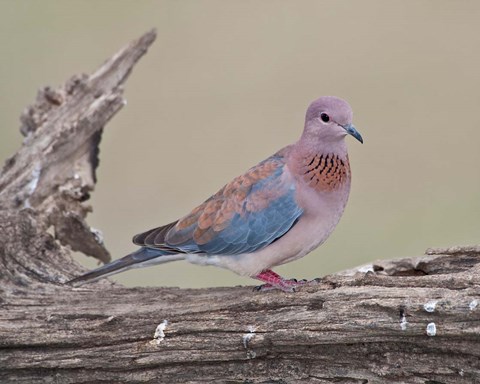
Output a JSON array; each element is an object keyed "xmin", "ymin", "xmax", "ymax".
[{"xmin": 253, "ymin": 269, "xmax": 307, "ymax": 292}]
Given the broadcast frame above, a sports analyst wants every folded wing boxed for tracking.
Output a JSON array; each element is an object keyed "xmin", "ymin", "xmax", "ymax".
[{"xmin": 133, "ymin": 154, "xmax": 303, "ymax": 256}]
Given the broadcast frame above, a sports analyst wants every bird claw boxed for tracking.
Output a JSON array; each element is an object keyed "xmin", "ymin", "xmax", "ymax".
[
  {"xmin": 253, "ymin": 283, "xmax": 296, "ymax": 293},
  {"xmin": 253, "ymin": 270, "xmax": 309, "ymax": 292},
  {"xmin": 253, "ymin": 284, "xmax": 274, "ymax": 292}
]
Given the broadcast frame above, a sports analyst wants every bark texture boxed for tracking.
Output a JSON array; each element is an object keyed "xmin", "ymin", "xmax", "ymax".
[{"xmin": 0, "ymin": 30, "xmax": 479, "ymax": 384}]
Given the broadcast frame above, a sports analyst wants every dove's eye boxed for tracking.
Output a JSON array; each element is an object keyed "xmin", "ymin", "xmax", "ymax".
[{"xmin": 320, "ymin": 113, "xmax": 330, "ymax": 123}]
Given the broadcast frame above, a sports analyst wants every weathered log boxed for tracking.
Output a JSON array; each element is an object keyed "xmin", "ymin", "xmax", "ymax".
[{"xmin": 0, "ymin": 30, "xmax": 479, "ymax": 384}]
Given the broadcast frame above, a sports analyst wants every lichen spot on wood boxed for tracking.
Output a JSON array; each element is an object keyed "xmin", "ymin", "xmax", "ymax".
[
  {"xmin": 424, "ymin": 300, "xmax": 437, "ymax": 313},
  {"xmin": 426, "ymin": 322, "xmax": 437, "ymax": 336},
  {"xmin": 400, "ymin": 311, "xmax": 408, "ymax": 331},
  {"xmin": 153, "ymin": 319, "xmax": 168, "ymax": 345},
  {"xmin": 469, "ymin": 299, "xmax": 478, "ymax": 311},
  {"xmin": 242, "ymin": 325, "xmax": 256, "ymax": 359}
]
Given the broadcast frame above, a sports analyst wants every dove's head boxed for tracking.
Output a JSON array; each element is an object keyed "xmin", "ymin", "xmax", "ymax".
[{"xmin": 302, "ymin": 96, "xmax": 363, "ymax": 145}]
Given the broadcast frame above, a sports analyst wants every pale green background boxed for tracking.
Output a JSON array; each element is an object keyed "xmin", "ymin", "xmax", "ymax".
[{"xmin": 1, "ymin": 1, "xmax": 479, "ymax": 288}]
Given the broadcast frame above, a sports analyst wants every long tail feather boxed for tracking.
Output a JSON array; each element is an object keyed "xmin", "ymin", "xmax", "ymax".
[{"xmin": 66, "ymin": 247, "xmax": 184, "ymax": 286}]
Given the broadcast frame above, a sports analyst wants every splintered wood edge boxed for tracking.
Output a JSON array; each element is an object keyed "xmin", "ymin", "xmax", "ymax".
[{"xmin": 0, "ymin": 30, "xmax": 157, "ymax": 268}]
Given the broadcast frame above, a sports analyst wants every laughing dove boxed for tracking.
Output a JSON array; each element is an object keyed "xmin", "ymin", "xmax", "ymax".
[{"xmin": 68, "ymin": 96, "xmax": 363, "ymax": 291}]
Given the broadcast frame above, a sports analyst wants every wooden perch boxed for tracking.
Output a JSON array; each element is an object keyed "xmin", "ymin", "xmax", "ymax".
[{"xmin": 1, "ymin": 30, "xmax": 479, "ymax": 384}]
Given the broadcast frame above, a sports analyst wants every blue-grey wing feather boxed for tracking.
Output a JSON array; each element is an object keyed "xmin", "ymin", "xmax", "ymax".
[{"xmin": 135, "ymin": 155, "xmax": 304, "ymax": 256}]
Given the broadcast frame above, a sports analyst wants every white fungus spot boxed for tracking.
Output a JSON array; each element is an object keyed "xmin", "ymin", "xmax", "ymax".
[
  {"xmin": 357, "ymin": 264, "xmax": 374, "ymax": 273},
  {"xmin": 153, "ymin": 320, "xmax": 168, "ymax": 344},
  {"xmin": 27, "ymin": 164, "xmax": 41, "ymax": 194},
  {"xmin": 424, "ymin": 300, "xmax": 437, "ymax": 313},
  {"xmin": 90, "ymin": 227, "xmax": 104, "ymax": 245},
  {"xmin": 426, "ymin": 322, "xmax": 436, "ymax": 336},
  {"xmin": 242, "ymin": 325, "xmax": 256, "ymax": 359},
  {"xmin": 400, "ymin": 313, "xmax": 408, "ymax": 331},
  {"xmin": 23, "ymin": 164, "xmax": 42, "ymax": 208},
  {"xmin": 242, "ymin": 333, "xmax": 255, "ymax": 349},
  {"xmin": 469, "ymin": 299, "xmax": 478, "ymax": 311}
]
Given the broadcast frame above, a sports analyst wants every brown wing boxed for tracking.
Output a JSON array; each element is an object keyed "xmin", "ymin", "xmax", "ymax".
[{"xmin": 131, "ymin": 155, "xmax": 291, "ymax": 254}]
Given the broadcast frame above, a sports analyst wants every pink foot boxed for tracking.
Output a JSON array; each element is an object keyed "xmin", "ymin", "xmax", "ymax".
[{"xmin": 253, "ymin": 269, "xmax": 307, "ymax": 292}]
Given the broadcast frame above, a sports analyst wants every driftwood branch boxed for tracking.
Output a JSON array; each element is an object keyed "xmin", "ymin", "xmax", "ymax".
[{"xmin": 1, "ymin": 30, "xmax": 480, "ymax": 384}]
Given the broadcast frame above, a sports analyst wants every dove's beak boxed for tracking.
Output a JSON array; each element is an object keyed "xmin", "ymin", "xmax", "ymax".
[{"xmin": 342, "ymin": 123, "xmax": 363, "ymax": 144}]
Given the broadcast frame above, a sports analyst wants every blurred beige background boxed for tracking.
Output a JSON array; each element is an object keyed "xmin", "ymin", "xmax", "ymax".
[{"xmin": 1, "ymin": 1, "xmax": 479, "ymax": 288}]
